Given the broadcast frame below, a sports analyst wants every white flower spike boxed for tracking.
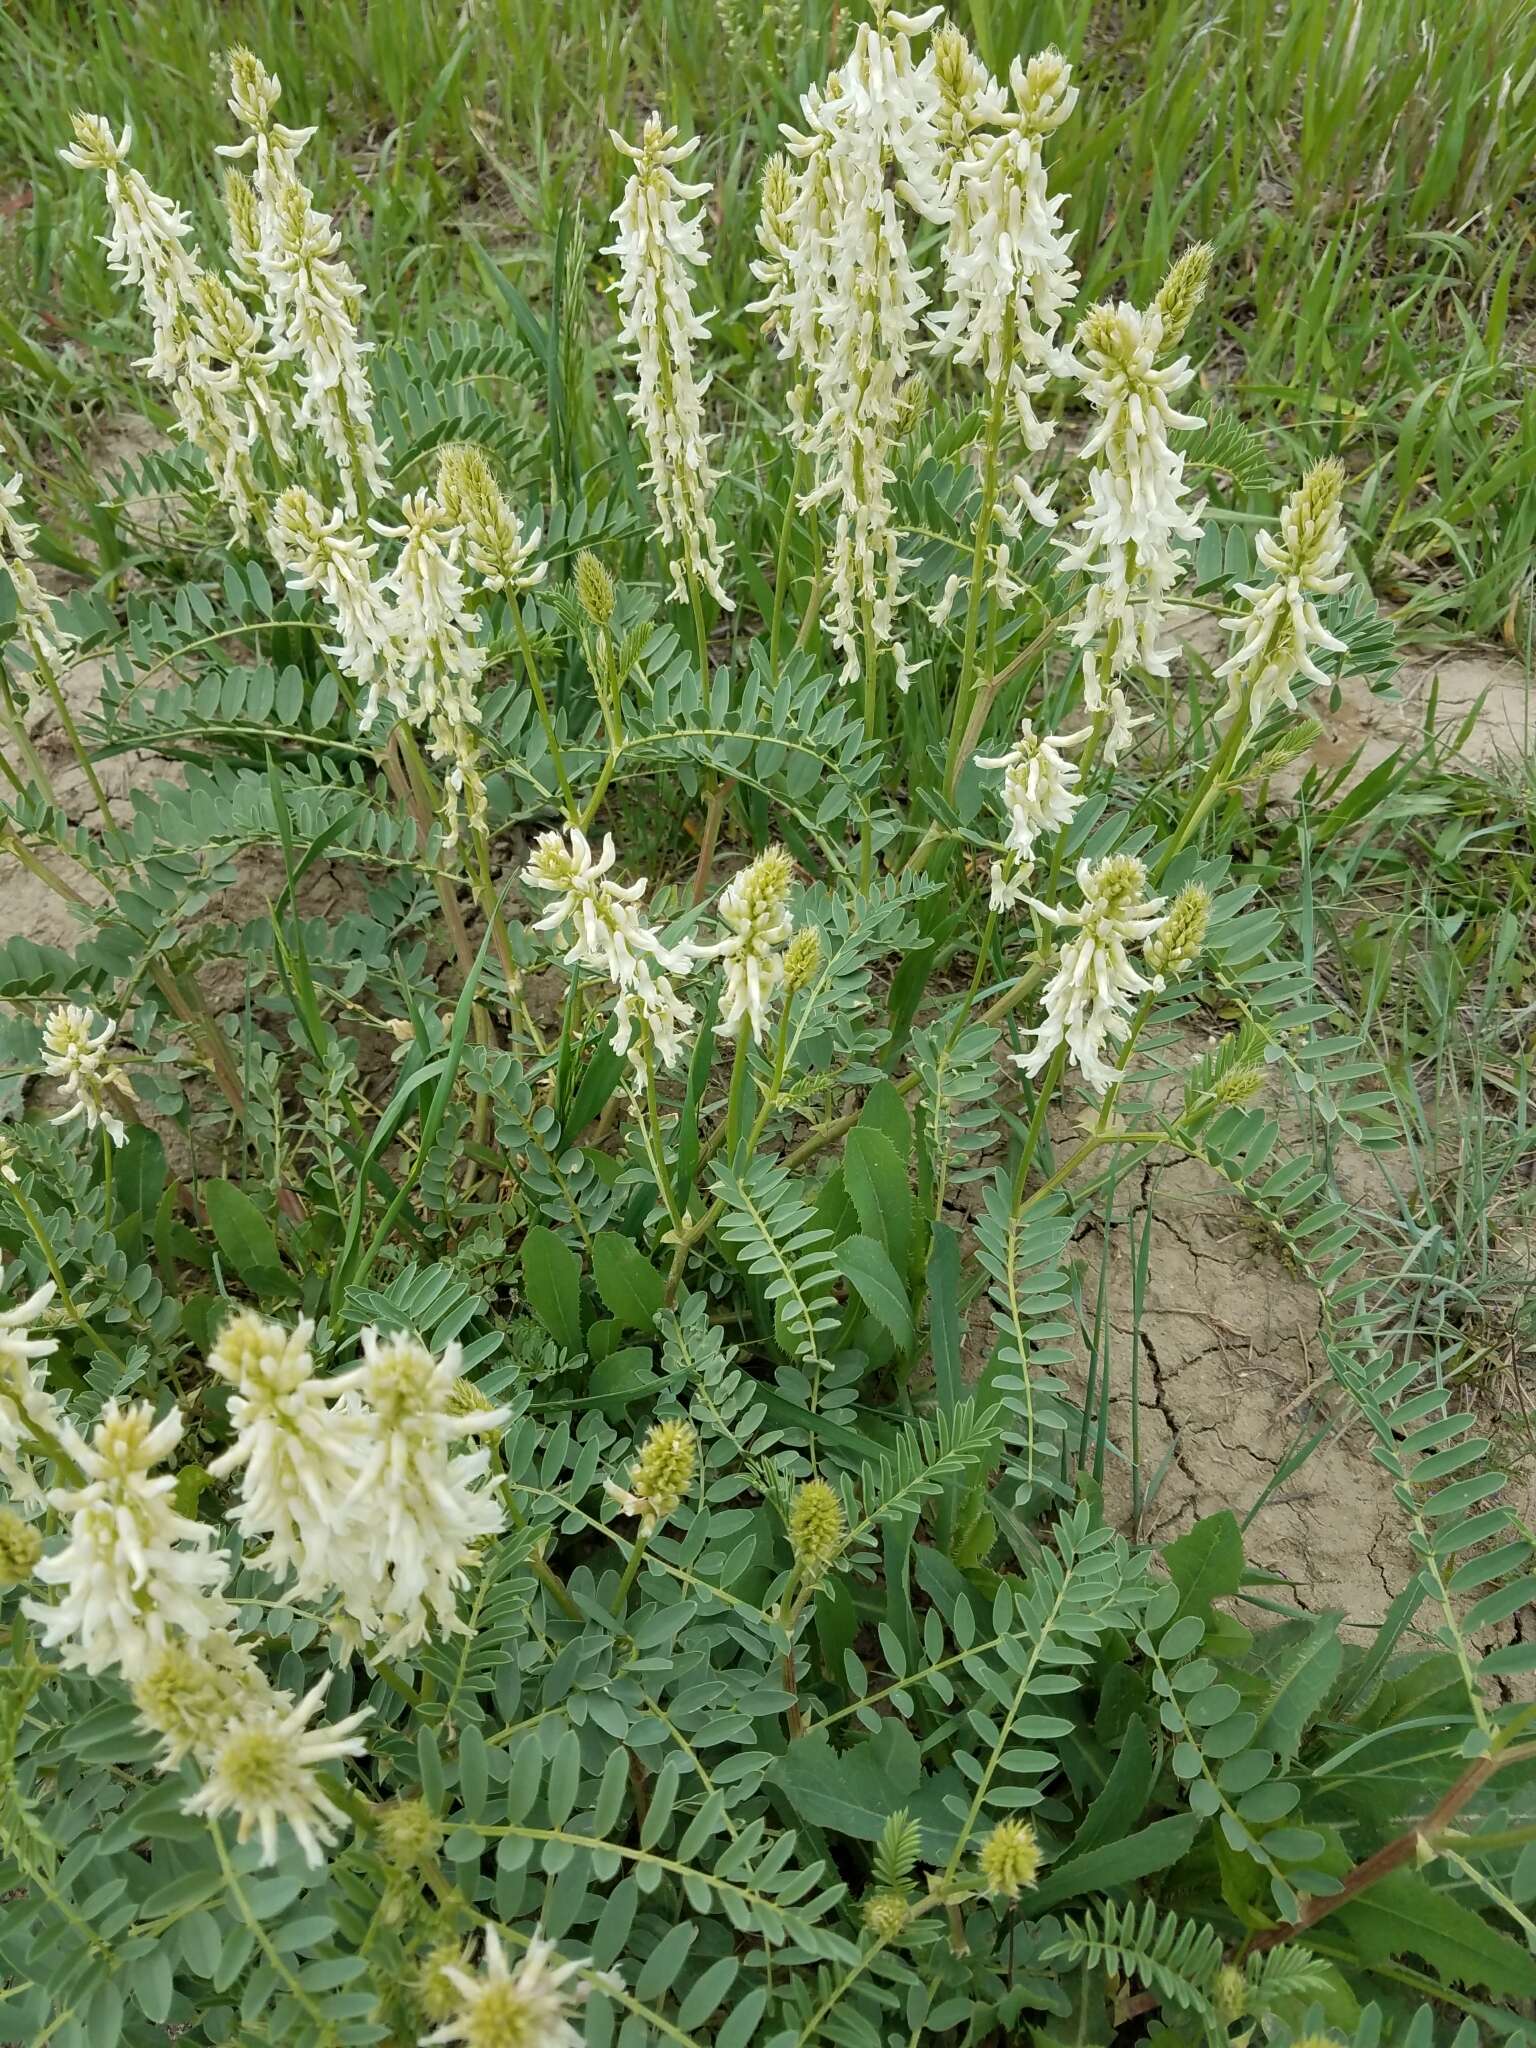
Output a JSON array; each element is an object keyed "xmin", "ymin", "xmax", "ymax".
[
  {"xmin": 1218, "ymin": 458, "xmax": 1350, "ymax": 731},
  {"xmin": 182, "ymin": 1679, "xmax": 370, "ymax": 1867},
  {"xmin": 1017, "ymin": 853, "xmax": 1168, "ymax": 1093},
  {"xmin": 40, "ymin": 1005, "xmax": 133, "ymax": 1148},
  {"xmin": 422, "ymin": 1928, "xmax": 595, "ymax": 2048},
  {"xmin": 607, "ymin": 116, "xmax": 732, "ymax": 610},
  {"xmin": 25, "ymin": 1401, "xmax": 234, "ymax": 1678}
]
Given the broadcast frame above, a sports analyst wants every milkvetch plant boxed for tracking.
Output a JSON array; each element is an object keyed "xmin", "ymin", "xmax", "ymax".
[{"xmin": 2, "ymin": 18, "xmax": 1534, "ymax": 2048}]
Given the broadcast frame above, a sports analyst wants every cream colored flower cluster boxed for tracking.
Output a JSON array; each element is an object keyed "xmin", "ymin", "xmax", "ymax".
[
  {"xmin": 522, "ymin": 826, "xmax": 697, "ymax": 1086},
  {"xmin": 1218, "ymin": 458, "xmax": 1350, "ymax": 729},
  {"xmin": 763, "ymin": 5, "xmax": 947, "ymax": 692},
  {"xmin": 6, "ymin": 1302, "xmax": 509, "ymax": 1866},
  {"xmin": 60, "ymin": 55, "xmax": 551, "ymax": 849},
  {"xmin": 930, "ymin": 45, "xmax": 1081, "ymax": 551},
  {"xmin": 60, "ymin": 111, "xmax": 275, "ymax": 541},
  {"xmin": 266, "ymin": 447, "xmax": 541, "ymax": 848},
  {"xmin": 205, "ymin": 1311, "xmax": 510, "ymax": 1657},
  {"xmin": 751, "ymin": 12, "xmax": 1085, "ymax": 685},
  {"xmin": 1056, "ymin": 248, "xmax": 1211, "ymax": 760},
  {"xmin": 1016, "ymin": 852, "xmax": 1168, "ymax": 1093},
  {"xmin": 0, "ymin": 1281, "xmax": 69, "ymax": 1505},
  {"xmin": 522, "ymin": 833, "xmax": 807, "ymax": 1083},
  {"xmin": 220, "ymin": 48, "xmax": 388, "ymax": 514},
  {"xmin": 976, "ymin": 716, "xmax": 1087, "ymax": 904},
  {"xmin": 0, "ymin": 474, "xmax": 76, "ymax": 682},
  {"xmin": 39, "ymin": 1004, "xmax": 134, "ymax": 1148},
  {"xmin": 607, "ymin": 117, "xmax": 732, "ymax": 611}
]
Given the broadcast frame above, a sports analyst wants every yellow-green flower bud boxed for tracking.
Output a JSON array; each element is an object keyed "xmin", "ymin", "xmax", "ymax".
[
  {"xmin": 1211, "ymin": 1060, "xmax": 1266, "ymax": 1107},
  {"xmin": 759, "ymin": 153, "xmax": 795, "ymax": 236},
  {"xmin": 782, "ymin": 925, "xmax": 823, "ymax": 994},
  {"xmin": 606, "ymin": 1418, "xmax": 697, "ymax": 1535},
  {"xmin": 861, "ymin": 1889, "xmax": 909, "ymax": 1941},
  {"xmin": 376, "ymin": 1797, "xmax": 445, "ymax": 1869},
  {"xmin": 436, "ymin": 445, "xmax": 545, "ymax": 595},
  {"xmin": 416, "ymin": 1941, "xmax": 468, "ymax": 2023},
  {"xmin": 1145, "ymin": 883, "xmax": 1210, "ymax": 983},
  {"xmin": 1212, "ymin": 1964, "xmax": 1247, "ymax": 2024},
  {"xmin": 789, "ymin": 1478, "xmax": 846, "ymax": 1576},
  {"xmin": 978, "ymin": 1818, "xmax": 1043, "ymax": 1899},
  {"xmin": 1286, "ymin": 457, "xmax": 1348, "ymax": 576},
  {"xmin": 575, "ymin": 550, "xmax": 616, "ymax": 627},
  {"xmin": 1015, "ymin": 48, "xmax": 1076, "ymax": 135},
  {"xmin": 0, "ymin": 1508, "xmax": 42, "ymax": 1587},
  {"xmin": 1153, "ymin": 243, "xmax": 1214, "ymax": 349},
  {"xmin": 131, "ymin": 1636, "xmax": 265, "ymax": 1765}
]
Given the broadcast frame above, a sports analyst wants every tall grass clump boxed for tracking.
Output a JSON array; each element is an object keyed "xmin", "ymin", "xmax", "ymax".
[{"xmin": 1, "ymin": 17, "xmax": 1534, "ymax": 2048}]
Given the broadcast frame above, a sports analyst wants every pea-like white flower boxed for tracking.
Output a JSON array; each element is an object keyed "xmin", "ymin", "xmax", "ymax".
[
  {"xmin": 377, "ymin": 491, "xmax": 490, "ymax": 846},
  {"xmin": 181, "ymin": 1678, "xmax": 370, "ymax": 1867},
  {"xmin": 1217, "ymin": 458, "xmax": 1350, "ymax": 731},
  {"xmin": 25, "ymin": 1401, "xmax": 234, "ymax": 1678},
  {"xmin": 1058, "ymin": 248, "xmax": 1211, "ymax": 758},
  {"xmin": 773, "ymin": 7, "xmax": 946, "ymax": 688},
  {"xmin": 325, "ymin": 1330, "xmax": 510, "ymax": 1658},
  {"xmin": 435, "ymin": 445, "xmax": 546, "ymax": 594},
  {"xmin": 931, "ymin": 48, "xmax": 1079, "ymax": 536},
  {"xmin": 610, "ymin": 969, "xmax": 697, "ymax": 1084},
  {"xmin": 693, "ymin": 844, "xmax": 795, "ymax": 1043},
  {"xmin": 222, "ymin": 50, "xmax": 387, "ymax": 513},
  {"xmin": 0, "ymin": 1280, "xmax": 68, "ymax": 1504},
  {"xmin": 522, "ymin": 828, "xmax": 692, "ymax": 988},
  {"xmin": 1017, "ymin": 852, "xmax": 1168, "ymax": 1093},
  {"xmin": 607, "ymin": 116, "xmax": 732, "ymax": 610},
  {"xmin": 988, "ymin": 860, "xmax": 1029, "ymax": 913},
  {"xmin": 59, "ymin": 116, "xmax": 273, "ymax": 539},
  {"xmin": 0, "ymin": 474, "xmax": 76, "ymax": 678},
  {"xmin": 132, "ymin": 1630, "xmax": 281, "ymax": 1767},
  {"xmin": 59, "ymin": 113, "xmax": 200, "ymax": 383},
  {"xmin": 267, "ymin": 486, "xmax": 405, "ymax": 725},
  {"xmin": 40, "ymin": 1005, "xmax": 133, "ymax": 1148},
  {"xmin": 975, "ymin": 717, "xmax": 1088, "ymax": 867},
  {"xmin": 205, "ymin": 1311, "xmax": 366, "ymax": 1596},
  {"xmin": 190, "ymin": 270, "xmax": 289, "ymax": 457},
  {"xmin": 422, "ymin": 1928, "xmax": 595, "ymax": 2048}
]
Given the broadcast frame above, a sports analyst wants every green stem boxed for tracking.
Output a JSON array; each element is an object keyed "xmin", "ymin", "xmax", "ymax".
[
  {"xmin": 723, "ymin": 1027, "xmax": 751, "ymax": 1161},
  {"xmin": 610, "ymin": 1531, "xmax": 651, "ymax": 1618},
  {"xmin": 6, "ymin": 1178, "xmax": 130, "ymax": 1379},
  {"xmin": 769, "ymin": 452, "xmax": 808, "ymax": 680},
  {"xmin": 511, "ymin": 600, "xmax": 577, "ymax": 822},
  {"xmin": 1154, "ymin": 676, "xmax": 1254, "ymax": 882},
  {"xmin": 943, "ymin": 311, "xmax": 1015, "ymax": 799}
]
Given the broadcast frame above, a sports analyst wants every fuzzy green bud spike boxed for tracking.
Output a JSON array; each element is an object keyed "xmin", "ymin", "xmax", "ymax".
[
  {"xmin": 376, "ymin": 1797, "xmax": 445, "ymax": 1868},
  {"xmin": 782, "ymin": 925, "xmax": 823, "ymax": 994},
  {"xmin": 1153, "ymin": 242, "xmax": 1213, "ymax": 349},
  {"xmin": 0, "ymin": 1508, "xmax": 42, "ymax": 1587},
  {"xmin": 606, "ymin": 1418, "xmax": 697, "ymax": 1535},
  {"xmin": 1144, "ymin": 882, "xmax": 1210, "ymax": 982},
  {"xmin": 1211, "ymin": 1060, "xmax": 1267, "ymax": 1107},
  {"xmin": 1212, "ymin": 1965, "xmax": 1247, "ymax": 2024},
  {"xmin": 861, "ymin": 1890, "xmax": 910, "ymax": 1941},
  {"xmin": 574, "ymin": 550, "xmax": 616, "ymax": 626},
  {"xmin": 437, "ymin": 445, "xmax": 545, "ymax": 595},
  {"xmin": 789, "ymin": 1478, "xmax": 846, "ymax": 1576},
  {"xmin": 978, "ymin": 1818, "xmax": 1043, "ymax": 1898},
  {"xmin": 132, "ymin": 1635, "xmax": 269, "ymax": 1766},
  {"xmin": 1280, "ymin": 457, "xmax": 1347, "ymax": 577}
]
